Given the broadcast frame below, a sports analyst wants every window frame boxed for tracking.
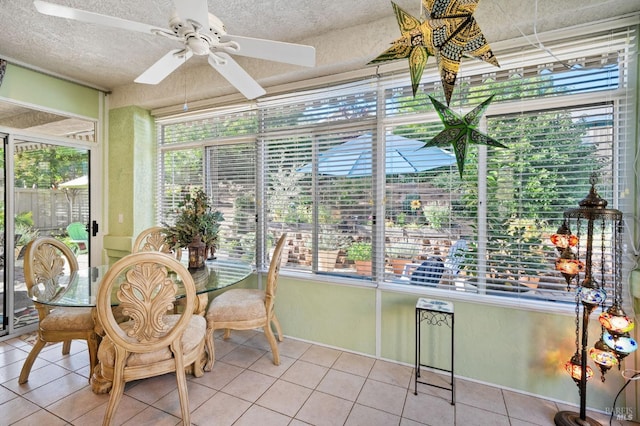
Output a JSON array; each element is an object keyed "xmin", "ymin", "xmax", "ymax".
[{"xmin": 155, "ymin": 23, "xmax": 636, "ymax": 311}]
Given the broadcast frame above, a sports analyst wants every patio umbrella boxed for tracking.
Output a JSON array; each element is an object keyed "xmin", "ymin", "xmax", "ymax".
[
  {"xmin": 297, "ymin": 133, "xmax": 456, "ymax": 177},
  {"xmin": 59, "ymin": 175, "xmax": 88, "ymax": 221},
  {"xmin": 59, "ymin": 175, "xmax": 88, "ymax": 188}
]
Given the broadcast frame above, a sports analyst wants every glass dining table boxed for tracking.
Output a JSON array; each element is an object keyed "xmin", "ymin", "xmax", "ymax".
[
  {"xmin": 30, "ymin": 257, "xmax": 254, "ymax": 314},
  {"xmin": 28, "ymin": 257, "xmax": 254, "ymax": 393}
]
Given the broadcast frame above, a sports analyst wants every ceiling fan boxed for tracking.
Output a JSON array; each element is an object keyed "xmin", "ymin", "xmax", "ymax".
[{"xmin": 33, "ymin": 0, "xmax": 316, "ymax": 99}]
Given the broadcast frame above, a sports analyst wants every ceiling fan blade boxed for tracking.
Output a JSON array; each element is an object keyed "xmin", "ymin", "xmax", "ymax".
[
  {"xmin": 208, "ymin": 53, "xmax": 266, "ymax": 99},
  {"xmin": 173, "ymin": 0, "xmax": 209, "ymax": 30},
  {"xmin": 220, "ymin": 35, "xmax": 316, "ymax": 67},
  {"xmin": 135, "ymin": 49, "xmax": 193, "ymax": 85},
  {"xmin": 34, "ymin": 0, "xmax": 162, "ymax": 35}
]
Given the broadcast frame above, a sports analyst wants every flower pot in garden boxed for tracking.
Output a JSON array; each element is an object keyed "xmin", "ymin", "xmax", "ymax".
[
  {"xmin": 355, "ymin": 260, "xmax": 372, "ymax": 275},
  {"xmin": 318, "ymin": 249, "xmax": 339, "ymax": 271},
  {"xmin": 389, "ymin": 258, "xmax": 412, "ymax": 275}
]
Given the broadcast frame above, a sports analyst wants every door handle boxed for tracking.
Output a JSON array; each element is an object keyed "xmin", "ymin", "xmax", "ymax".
[{"xmin": 91, "ymin": 220, "xmax": 99, "ymax": 237}]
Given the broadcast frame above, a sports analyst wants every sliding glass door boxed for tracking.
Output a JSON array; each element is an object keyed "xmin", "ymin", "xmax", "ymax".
[{"xmin": 1, "ymin": 136, "xmax": 92, "ymax": 337}]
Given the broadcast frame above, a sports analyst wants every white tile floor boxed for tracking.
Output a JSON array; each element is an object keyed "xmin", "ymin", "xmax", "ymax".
[{"xmin": 0, "ymin": 329, "xmax": 634, "ymax": 425}]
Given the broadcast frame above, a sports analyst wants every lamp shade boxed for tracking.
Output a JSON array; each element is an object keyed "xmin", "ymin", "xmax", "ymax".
[
  {"xmin": 599, "ymin": 310, "xmax": 635, "ymax": 334},
  {"xmin": 578, "ymin": 286, "xmax": 606, "ymax": 306},
  {"xmin": 603, "ymin": 330, "xmax": 638, "ymax": 355},
  {"xmin": 555, "ymin": 257, "xmax": 584, "ymax": 276},
  {"xmin": 565, "ymin": 354, "xmax": 593, "ymax": 384},
  {"xmin": 550, "ymin": 228, "xmax": 579, "ymax": 249},
  {"xmin": 589, "ymin": 339, "xmax": 618, "ymax": 368}
]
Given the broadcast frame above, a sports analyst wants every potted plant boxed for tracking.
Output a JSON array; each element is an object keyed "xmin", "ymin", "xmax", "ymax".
[
  {"xmin": 317, "ymin": 227, "xmax": 351, "ymax": 272},
  {"xmin": 386, "ymin": 240, "xmax": 420, "ymax": 275},
  {"xmin": 163, "ymin": 188, "xmax": 224, "ymax": 268},
  {"xmin": 346, "ymin": 241, "xmax": 372, "ymax": 275}
]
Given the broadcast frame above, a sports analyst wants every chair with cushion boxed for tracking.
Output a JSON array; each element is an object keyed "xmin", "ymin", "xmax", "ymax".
[
  {"xmin": 94, "ymin": 251, "xmax": 206, "ymax": 426},
  {"xmin": 132, "ymin": 226, "xmax": 203, "ymax": 314},
  {"xmin": 18, "ymin": 237, "xmax": 99, "ymax": 384},
  {"xmin": 66, "ymin": 222, "xmax": 89, "ymax": 255},
  {"xmin": 132, "ymin": 226, "xmax": 180, "ymax": 259},
  {"xmin": 204, "ymin": 233, "xmax": 286, "ymax": 371}
]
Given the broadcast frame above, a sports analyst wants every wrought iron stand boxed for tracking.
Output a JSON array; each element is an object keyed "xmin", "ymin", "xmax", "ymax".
[{"xmin": 414, "ymin": 297, "xmax": 455, "ymax": 405}]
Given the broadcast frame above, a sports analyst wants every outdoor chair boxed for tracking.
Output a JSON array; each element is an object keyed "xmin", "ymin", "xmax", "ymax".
[
  {"xmin": 95, "ymin": 251, "xmax": 206, "ymax": 426},
  {"xmin": 401, "ymin": 239, "xmax": 468, "ymax": 286},
  {"xmin": 18, "ymin": 237, "xmax": 99, "ymax": 384},
  {"xmin": 204, "ymin": 233, "xmax": 286, "ymax": 370},
  {"xmin": 66, "ymin": 222, "xmax": 89, "ymax": 255}
]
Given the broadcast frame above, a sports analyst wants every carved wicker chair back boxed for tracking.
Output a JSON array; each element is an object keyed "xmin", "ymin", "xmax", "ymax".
[
  {"xmin": 18, "ymin": 237, "xmax": 98, "ymax": 385},
  {"xmin": 204, "ymin": 233, "xmax": 286, "ymax": 371},
  {"xmin": 95, "ymin": 251, "xmax": 206, "ymax": 426},
  {"xmin": 132, "ymin": 226, "xmax": 181, "ymax": 259}
]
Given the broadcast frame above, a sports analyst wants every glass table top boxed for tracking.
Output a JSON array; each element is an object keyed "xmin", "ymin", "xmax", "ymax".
[{"xmin": 30, "ymin": 258, "xmax": 254, "ymax": 307}]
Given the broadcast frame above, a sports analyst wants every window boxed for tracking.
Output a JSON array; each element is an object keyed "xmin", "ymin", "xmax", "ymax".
[{"xmin": 156, "ymin": 25, "xmax": 635, "ymax": 305}]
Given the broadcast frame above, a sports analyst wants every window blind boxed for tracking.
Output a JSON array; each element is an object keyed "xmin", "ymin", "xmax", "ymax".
[
  {"xmin": 259, "ymin": 81, "xmax": 378, "ymax": 277},
  {"xmin": 156, "ymin": 23, "xmax": 636, "ymax": 305}
]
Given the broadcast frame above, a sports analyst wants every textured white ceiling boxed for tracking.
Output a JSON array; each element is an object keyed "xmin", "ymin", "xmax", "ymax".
[{"xmin": 0, "ymin": 0, "xmax": 639, "ymax": 113}]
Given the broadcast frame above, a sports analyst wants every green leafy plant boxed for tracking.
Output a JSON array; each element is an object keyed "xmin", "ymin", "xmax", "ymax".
[
  {"xmin": 318, "ymin": 226, "xmax": 351, "ymax": 250},
  {"xmin": 163, "ymin": 189, "xmax": 224, "ymax": 250},
  {"xmin": 15, "ymin": 211, "xmax": 39, "ymax": 246},
  {"xmin": 385, "ymin": 240, "xmax": 420, "ymax": 259},
  {"xmin": 346, "ymin": 242, "xmax": 372, "ymax": 261}
]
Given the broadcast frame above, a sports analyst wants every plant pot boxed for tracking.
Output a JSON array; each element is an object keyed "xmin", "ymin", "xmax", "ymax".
[
  {"xmin": 389, "ymin": 258, "xmax": 412, "ymax": 275},
  {"xmin": 318, "ymin": 249, "xmax": 339, "ymax": 271},
  {"xmin": 354, "ymin": 260, "xmax": 372, "ymax": 275}
]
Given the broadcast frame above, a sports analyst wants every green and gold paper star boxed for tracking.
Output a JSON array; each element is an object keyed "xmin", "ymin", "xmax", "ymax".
[
  {"xmin": 369, "ymin": 0, "xmax": 499, "ymax": 105},
  {"xmin": 425, "ymin": 95, "xmax": 506, "ymax": 176},
  {"xmin": 368, "ymin": 2, "xmax": 436, "ymax": 98},
  {"xmin": 425, "ymin": 0, "xmax": 500, "ymax": 105}
]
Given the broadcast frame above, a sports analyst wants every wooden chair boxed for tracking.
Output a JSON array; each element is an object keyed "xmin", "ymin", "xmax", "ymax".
[
  {"xmin": 18, "ymin": 237, "xmax": 99, "ymax": 384},
  {"xmin": 132, "ymin": 226, "xmax": 206, "ymax": 314},
  {"xmin": 132, "ymin": 226, "xmax": 180, "ymax": 259},
  {"xmin": 95, "ymin": 251, "xmax": 206, "ymax": 426},
  {"xmin": 204, "ymin": 233, "xmax": 286, "ymax": 371}
]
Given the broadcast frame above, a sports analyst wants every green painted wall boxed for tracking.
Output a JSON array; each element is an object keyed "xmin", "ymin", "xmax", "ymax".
[
  {"xmin": 0, "ymin": 63, "xmax": 100, "ymax": 118},
  {"xmin": 105, "ymin": 106, "xmax": 155, "ymax": 262},
  {"xmin": 276, "ymin": 277, "xmax": 377, "ymax": 354},
  {"xmin": 276, "ymin": 278, "xmax": 630, "ymax": 413}
]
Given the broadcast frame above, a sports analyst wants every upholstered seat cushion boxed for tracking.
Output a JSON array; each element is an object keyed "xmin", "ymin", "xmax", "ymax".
[
  {"xmin": 98, "ymin": 314, "xmax": 206, "ymax": 367},
  {"xmin": 40, "ymin": 307, "xmax": 94, "ymax": 330},
  {"xmin": 206, "ymin": 289, "xmax": 266, "ymax": 322}
]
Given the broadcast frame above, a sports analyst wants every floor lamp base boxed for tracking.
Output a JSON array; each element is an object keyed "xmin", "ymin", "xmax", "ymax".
[{"xmin": 554, "ymin": 411, "xmax": 602, "ymax": 426}]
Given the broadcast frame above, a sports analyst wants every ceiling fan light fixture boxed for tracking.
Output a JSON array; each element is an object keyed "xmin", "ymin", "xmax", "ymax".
[{"xmin": 186, "ymin": 35, "xmax": 211, "ymax": 55}]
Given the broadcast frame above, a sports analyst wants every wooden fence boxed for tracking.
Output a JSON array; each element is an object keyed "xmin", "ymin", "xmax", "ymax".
[{"xmin": 15, "ymin": 188, "xmax": 89, "ymax": 235}]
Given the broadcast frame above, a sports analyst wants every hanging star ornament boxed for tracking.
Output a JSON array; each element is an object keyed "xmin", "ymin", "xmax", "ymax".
[
  {"xmin": 425, "ymin": 95, "xmax": 506, "ymax": 176},
  {"xmin": 368, "ymin": 2, "xmax": 435, "ymax": 97},
  {"xmin": 369, "ymin": 0, "xmax": 499, "ymax": 105}
]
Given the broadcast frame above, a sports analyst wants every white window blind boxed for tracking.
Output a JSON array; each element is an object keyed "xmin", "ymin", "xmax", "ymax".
[
  {"xmin": 259, "ymin": 80, "xmax": 378, "ymax": 277},
  {"xmin": 205, "ymin": 143, "xmax": 256, "ymax": 261},
  {"xmin": 380, "ymin": 25, "xmax": 633, "ymax": 302},
  {"xmin": 156, "ymin": 23, "xmax": 636, "ymax": 305},
  {"xmin": 157, "ymin": 108, "xmax": 257, "ymax": 260}
]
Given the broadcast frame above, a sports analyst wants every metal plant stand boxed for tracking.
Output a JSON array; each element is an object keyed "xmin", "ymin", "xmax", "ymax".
[{"xmin": 414, "ymin": 297, "xmax": 455, "ymax": 405}]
